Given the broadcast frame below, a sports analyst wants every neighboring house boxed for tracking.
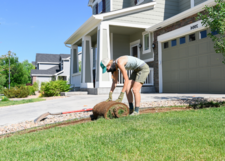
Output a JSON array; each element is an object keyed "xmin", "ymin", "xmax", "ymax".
[
  {"xmin": 65, "ymin": 0, "xmax": 224, "ymax": 94},
  {"xmin": 31, "ymin": 53, "xmax": 70, "ymax": 88}
]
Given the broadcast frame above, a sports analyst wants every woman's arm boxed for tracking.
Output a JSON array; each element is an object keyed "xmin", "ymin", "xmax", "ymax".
[
  {"xmin": 117, "ymin": 60, "xmax": 129, "ymax": 93},
  {"xmin": 110, "ymin": 70, "xmax": 118, "ymax": 93}
]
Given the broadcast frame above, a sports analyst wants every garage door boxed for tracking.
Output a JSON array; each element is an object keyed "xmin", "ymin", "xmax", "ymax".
[{"xmin": 162, "ymin": 29, "xmax": 225, "ymax": 93}]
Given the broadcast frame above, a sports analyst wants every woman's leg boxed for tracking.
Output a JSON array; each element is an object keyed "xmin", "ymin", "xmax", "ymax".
[
  {"xmin": 132, "ymin": 81, "xmax": 143, "ymax": 108},
  {"xmin": 126, "ymin": 80, "xmax": 135, "ymax": 103}
]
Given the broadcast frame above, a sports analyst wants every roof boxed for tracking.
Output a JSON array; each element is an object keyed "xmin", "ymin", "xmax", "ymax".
[
  {"xmin": 64, "ymin": 2, "xmax": 156, "ymax": 45},
  {"xmin": 32, "ymin": 61, "xmax": 36, "ymax": 66},
  {"xmin": 146, "ymin": 0, "xmax": 216, "ymax": 32},
  {"xmin": 31, "ymin": 65, "xmax": 60, "ymax": 76},
  {"xmin": 35, "ymin": 53, "xmax": 70, "ymax": 63},
  {"xmin": 60, "ymin": 54, "xmax": 70, "ymax": 59}
]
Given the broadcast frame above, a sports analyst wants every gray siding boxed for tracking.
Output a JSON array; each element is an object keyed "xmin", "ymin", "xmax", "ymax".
[
  {"xmin": 179, "ymin": 0, "xmax": 190, "ymax": 13},
  {"xmin": 113, "ymin": 0, "xmax": 131, "ymax": 10},
  {"xmin": 113, "ymin": 34, "xmax": 130, "ymax": 59},
  {"xmin": 73, "ymin": 49, "xmax": 78, "ymax": 73},
  {"xmin": 195, "ymin": 0, "xmax": 207, "ymax": 6},
  {"xmin": 59, "ymin": 60, "xmax": 70, "ymax": 76},
  {"xmin": 85, "ymin": 41, "xmax": 92, "ymax": 83},
  {"xmin": 105, "ymin": 0, "xmax": 179, "ymax": 26},
  {"xmin": 129, "ymin": 31, "xmax": 154, "ymax": 60},
  {"xmin": 39, "ymin": 64, "xmax": 58, "ymax": 70}
]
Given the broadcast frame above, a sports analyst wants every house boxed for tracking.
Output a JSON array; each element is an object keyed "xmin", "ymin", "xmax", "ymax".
[
  {"xmin": 31, "ymin": 53, "xmax": 71, "ymax": 88},
  {"xmin": 65, "ymin": 0, "xmax": 224, "ymax": 94}
]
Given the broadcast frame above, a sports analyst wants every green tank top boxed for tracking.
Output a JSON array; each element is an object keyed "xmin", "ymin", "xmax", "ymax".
[{"xmin": 116, "ymin": 56, "xmax": 145, "ymax": 70}]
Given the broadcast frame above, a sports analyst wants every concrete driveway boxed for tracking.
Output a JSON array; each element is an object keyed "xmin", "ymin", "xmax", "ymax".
[{"xmin": 0, "ymin": 93, "xmax": 225, "ymax": 126}]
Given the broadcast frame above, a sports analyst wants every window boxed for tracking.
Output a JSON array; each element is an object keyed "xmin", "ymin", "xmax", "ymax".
[
  {"xmin": 164, "ymin": 42, "xmax": 169, "ymax": 49},
  {"xmin": 189, "ymin": 34, "xmax": 196, "ymax": 42},
  {"xmin": 142, "ymin": 32, "xmax": 151, "ymax": 54},
  {"xmin": 200, "ymin": 30, "xmax": 207, "ymax": 39},
  {"xmin": 135, "ymin": 0, "xmax": 144, "ymax": 5},
  {"xmin": 211, "ymin": 30, "xmax": 218, "ymax": 35},
  {"xmin": 98, "ymin": 1, "xmax": 102, "ymax": 13},
  {"xmin": 95, "ymin": 3, "xmax": 98, "ymax": 14},
  {"xmin": 171, "ymin": 39, "xmax": 177, "ymax": 47},
  {"xmin": 102, "ymin": 0, "xmax": 106, "ymax": 13},
  {"xmin": 180, "ymin": 37, "xmax": 186, "ymax": 44}
]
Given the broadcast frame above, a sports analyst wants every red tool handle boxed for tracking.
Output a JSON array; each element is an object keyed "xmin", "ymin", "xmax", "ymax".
[{"xmin": 62, "ymin": 108, "xmax": 93, "ymax": 114}]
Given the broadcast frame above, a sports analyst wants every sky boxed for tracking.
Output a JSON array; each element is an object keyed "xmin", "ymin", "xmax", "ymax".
[{"xmin": 0, "ymin": 0, "xmax": 92, "ymax": 63}]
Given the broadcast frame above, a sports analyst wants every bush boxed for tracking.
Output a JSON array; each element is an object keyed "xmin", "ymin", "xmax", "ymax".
[
  {"xmin": 0, "ymin": 86, "xmax": 4, "ymax": 94},
  {"xmin": 1, "ymin": 96, "xmax": 10, "ymax": 102},
  {"xmin": 33, "ymin": 82, "xmax": 39, "ymax": 91},
  {"xmin": 28, "ymin": 86, "xmax": 35, "ymax": 95},
  {"xmin": 41, "ymin": 80, "xmax": 70, "ymax": 97},
  {"xmin": 4, "ymin": 86, "xmax": 29, "ymax": 98}
]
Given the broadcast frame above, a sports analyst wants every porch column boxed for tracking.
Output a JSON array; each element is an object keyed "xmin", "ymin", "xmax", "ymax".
[
  {"xmin": 81, "ymin": 36, "xmax": 93, "ymax": 88},
  {"xmin": 95, "ymin": 22, "xmax": 112, "ymax": 88},
  {"xmin": 70, "ymin": 45, "xmax": 78, "ymax": 85}
]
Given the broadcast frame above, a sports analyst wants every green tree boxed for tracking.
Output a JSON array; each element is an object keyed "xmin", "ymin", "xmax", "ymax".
[
  {"xmin": 197, "ymin": 0, "xmax": 225, "ymax": 64},
  {"xmin": 0, "ymin": 53, "xmax": 32, "ymax": 87},
  {"xmin": 22, "ymin": 60, "xmax": 35, "ymax": 83},
  {"xmin": 79, "ymin": 61, "xmax": 82, "ymax": 72}
]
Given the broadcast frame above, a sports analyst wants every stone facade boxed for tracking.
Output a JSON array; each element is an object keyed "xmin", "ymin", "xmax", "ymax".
[{"xmin": 152, "ymin": 12, "xmax": 203, "ymax": 92}]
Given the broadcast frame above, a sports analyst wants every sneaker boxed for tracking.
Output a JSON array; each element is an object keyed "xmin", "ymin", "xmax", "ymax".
[
  {"xmin": 129, "ymin": 109, "xmax": 134, "ymax": 115},
  {"xmin": 130, "ymin": 111, "xmax": 139, "ymax": 116}
]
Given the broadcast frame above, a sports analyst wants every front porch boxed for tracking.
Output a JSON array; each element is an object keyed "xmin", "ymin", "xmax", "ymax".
[{"xmin": 69, "ymin": 23, "xmax": 155, "ymax": 94}]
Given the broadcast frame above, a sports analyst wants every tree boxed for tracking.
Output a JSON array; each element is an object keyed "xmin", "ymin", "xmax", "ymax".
[
  {"xmin": 0, "ymin": 53, "xmax": 34, "ymax": 87},
  {"xmin": 197, "ymin": 0, "xmax": 225, "ymax": 64},
  {"xmin": 79, "ymin": 61, "xmax": 82, "ymax": 72},
  {"xmin": 22, "ymin": 60, "xmax": 35, "ymax": 83}
]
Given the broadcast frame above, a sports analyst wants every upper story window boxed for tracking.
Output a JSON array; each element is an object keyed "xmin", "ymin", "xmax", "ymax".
[
  {"xmin": 135, "ymin": 0, "xmax": 144, "ymax": 5},
  {"xmin": 142, "ymin": 32, "xmax": 151, "ymax": 54},
  {"xmin": 93, "ymin": 0, "xmax": 106, "ymax": 14}
]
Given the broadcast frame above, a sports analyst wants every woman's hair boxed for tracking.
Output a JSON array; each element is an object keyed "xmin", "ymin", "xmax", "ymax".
[{"xmin": 108, "ymin": 60, "xmax": 118, "ymax": 81}]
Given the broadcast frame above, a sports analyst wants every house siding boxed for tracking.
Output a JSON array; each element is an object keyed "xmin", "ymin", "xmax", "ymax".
[
  {"xmin": 113, "ymin": 34, "xmax": 130, "ymax": 59},
  {"xmin": 38, "ymin": 64, "xmax": 58, "ymax": 70},
  {"xmin": 179, "ymin": 0, "xmax": 190, "ymax": 13},
  {"xmin": 113, "ymin": 0, "xmax": 131, "ymax": 11},
  {"xmin": 195, "ymin": 0, "xmax": 207, "ymax": 6},
  {"xmin": 60, "ymin": 60, "xmax": 70, "ymax": 76},
  {"xmin": 73, "ymin": 49, "xmax": 78, "ymax": 73},
  {"xmin": 129, "ymin": 31, "xmax": 154, "ymax": 61},
  {"xmin": 104, "ymin": 0, "xmax": 179, "ymax": 26}
]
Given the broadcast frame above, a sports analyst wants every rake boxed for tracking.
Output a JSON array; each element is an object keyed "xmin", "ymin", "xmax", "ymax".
[{"xmin": 34, "ymin": 108, "xmax": 93, "ymax": 123}]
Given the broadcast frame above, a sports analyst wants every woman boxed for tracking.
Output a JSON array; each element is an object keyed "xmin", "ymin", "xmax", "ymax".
[{"xmin": 100, "ymin": 55, "xmax": 150, "ymax": 115}]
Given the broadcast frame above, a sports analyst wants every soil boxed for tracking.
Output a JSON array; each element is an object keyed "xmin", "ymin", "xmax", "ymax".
[{"xmin": 0, "ymin": 107, "xmax": 189, "ymax": 139}]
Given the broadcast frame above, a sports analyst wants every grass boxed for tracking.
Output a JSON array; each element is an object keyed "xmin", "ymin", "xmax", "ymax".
[
  {"xmin": 1, "ymin": 107, "xmax": 225, "ymax": 160},
  {"xmin": 0, "ymin": 98, "xmax": 45, "ymax": 107}
]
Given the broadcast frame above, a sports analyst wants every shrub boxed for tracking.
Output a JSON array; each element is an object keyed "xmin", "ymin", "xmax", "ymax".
[
  {"xmin": 1, "ymin": 96, "xmax": 10, "ymax": 102},
  {"xmin": 28, "ymin": 86, "xmax": 35, "ymax": 95},
  {"xmin": 4, "ymin": 86, "xmax": 29, "ymax": 98},
  {"xmin": 40, "ymin": 82, "xmax": 47, "ymax": 95},
  {"xmin": 0, "ymin": 86, "xmax": 4, "ymax": 94},
  {"xmin": 41, "ymin": 80, "xmax": 70, "ymax": 97},
  {"xmin": 33, "ymin": 82, "xmax": 39, "ymax": 91}
]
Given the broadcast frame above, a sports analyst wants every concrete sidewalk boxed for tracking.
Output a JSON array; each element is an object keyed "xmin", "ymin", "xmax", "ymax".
[{"xmin": 0, "ymin": 93, "xmax": 225, "ymax": 126}]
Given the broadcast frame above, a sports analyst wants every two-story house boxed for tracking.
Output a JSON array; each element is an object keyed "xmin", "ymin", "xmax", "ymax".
[
  {"xmin": 31, "ymin": 53, "xmax": 70, "ymax": 88},
  {"xmin": 65, "ymin": 0, "xmax": 225, "ymax": 94}
]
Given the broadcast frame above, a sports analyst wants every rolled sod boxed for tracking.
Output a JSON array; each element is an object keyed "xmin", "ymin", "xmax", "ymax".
[{"xmin": 93, "ymin": 101, "xmax": 129, "ymax": 119}]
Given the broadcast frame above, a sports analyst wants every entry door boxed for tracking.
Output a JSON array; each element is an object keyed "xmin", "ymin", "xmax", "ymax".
[{"xmin": 132, "ymin": 46, "xmax": 138, "ymax": 58}]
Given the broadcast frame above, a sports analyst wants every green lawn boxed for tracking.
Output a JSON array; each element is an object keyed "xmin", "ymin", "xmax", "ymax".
[
  {"xmin": 0, "ymin": 98, "xmax": 45, "ymax": 107},
  {"xmin": 1, "ymin": 107, "xmax": 225, "ymax": 160}
]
